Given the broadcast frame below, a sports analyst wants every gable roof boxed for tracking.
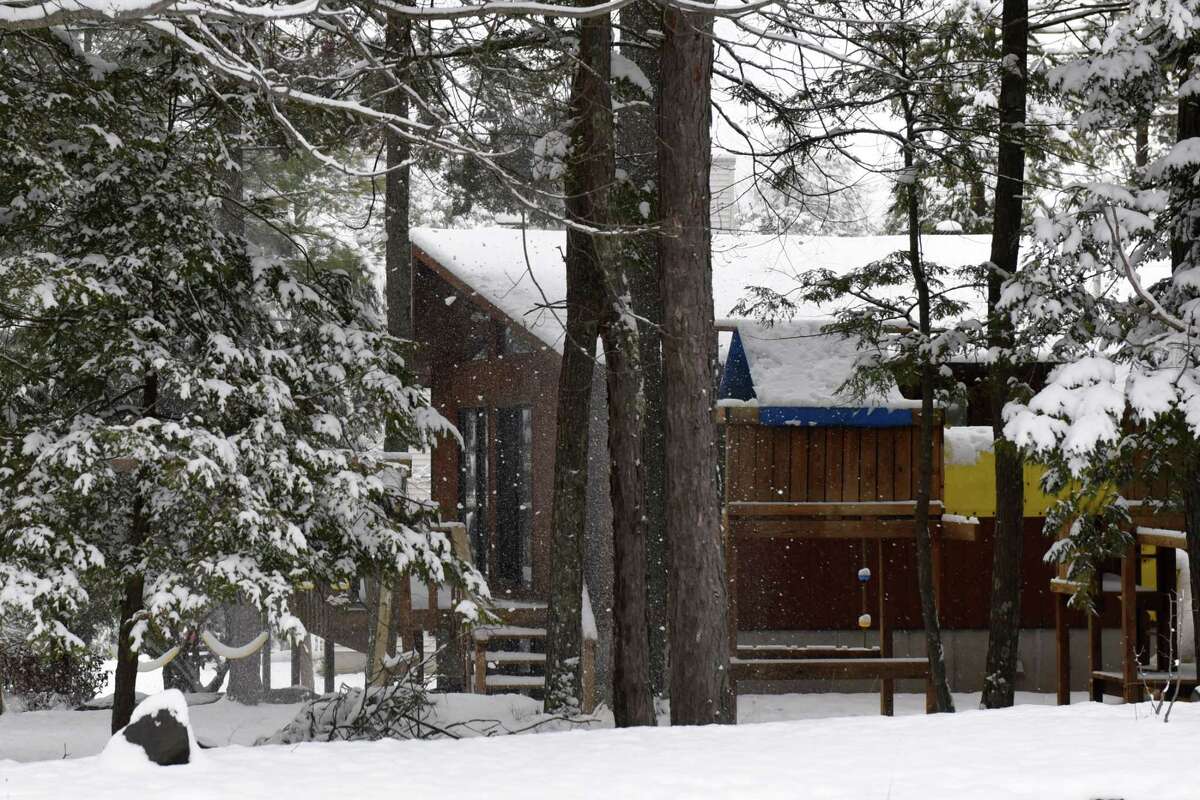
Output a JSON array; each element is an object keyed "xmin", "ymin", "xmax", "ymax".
[
  {"xmin": 411, "ymin": 228, "xmax": 994, "ymax": 352},
  {"xmin": 718, "ymin": 318, "xmax": 919, "ymax": 414}
]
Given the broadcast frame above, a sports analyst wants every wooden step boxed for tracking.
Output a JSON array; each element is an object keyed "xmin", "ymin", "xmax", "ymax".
[
  {"xmin": 485, "ymin": 650, "xmax": 546, "ymax": 664},
  {"xmin": 485, "ymin": 674, "xmax": 545, "ymax": 691},
  {"xmin": 473, "ymin": 625, "xmax": 547, "ymax": 641}
]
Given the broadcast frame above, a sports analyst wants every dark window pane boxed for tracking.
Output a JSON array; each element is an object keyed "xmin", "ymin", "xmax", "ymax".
[
  {"xmin": 496, "ymin": 406, "xmax": 533, "ymax": 588},
  {"xmin": 458, "ymin": 408, "xmax": 489, "ymax": 570}
]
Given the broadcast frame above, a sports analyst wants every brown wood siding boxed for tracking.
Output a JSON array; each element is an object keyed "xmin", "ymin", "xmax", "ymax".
[
  {"xmin": 736, "ymin": 517, "xmax": 1061, "ymax": 631},
  {"xmin": 726, "ymin": 424, "xmax": 940, "ymax": 505},
  {"xmin": 725, "ymin": 421, "xmax": 1062, "ymax": 631},
  {"xmin": 414, "ymin": 259, "xmax": 560, "ymax": 599}
]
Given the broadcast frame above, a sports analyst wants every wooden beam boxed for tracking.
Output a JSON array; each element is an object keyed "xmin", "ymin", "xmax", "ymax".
[
  {"xmin": 736, "ymin": 645, "xmax": 881, "ymax": 660},
  {"xmin": 713, "ymin": 406, "xmax": 759, "ymax": 425},
  {"xmin": 941, "ymin": 518, "xmax": 981, "ymax": 541},
  {"xmin": 1128, "ymin": 507, "xmax": 1186, "ymax": 531},
  {"xmin": 727, "ymin": 500, "xmax": 942, "ymax": 518},
  {"xmin": 1136, "ymin": 527, "xmax": 1188, "ymax": 550},
  {"xmin": 730, "ymin": 657, "xmax": 929, "ymax": 681},
  {"xmin": 731, "ymin": 518, "xmax": 921, "ymax": 539}
]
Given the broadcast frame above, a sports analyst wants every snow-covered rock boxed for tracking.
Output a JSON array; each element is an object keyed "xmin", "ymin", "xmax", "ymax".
[{"xmin": 101, "ymin": 689, "xmax": 199, "ymax": 767}]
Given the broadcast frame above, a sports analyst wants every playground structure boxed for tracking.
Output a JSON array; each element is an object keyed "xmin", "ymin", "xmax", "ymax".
[
  {"xmin": 717, "ymin": 323, "xmax": 979, "ymax": 715},
  {"xmin": 1051, "ymin": 506, "xmax": 1197, "ymax": 705}
]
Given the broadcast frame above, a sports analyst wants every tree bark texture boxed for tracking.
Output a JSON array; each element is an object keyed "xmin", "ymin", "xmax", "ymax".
[
  {"xmin": 366, "ymin": 14, "xmax": 414, "ymax": 689},
  {"xmin": 902, "ymin": 129, "xmax": 954, "ymax": 713},
  {"xmin": 112, "ymin": 373, "xmax": 158, "ymax": 732},
  {"xmin": 111, "ymin": 511, "xmax": 147, "ymax": 733},
  {"xmin": 225, "ymin": 599, "xmax": 265, "ymax": 704},
  {"xmin": 658, "ymin": 2, "xmax": 733, "ymax": 725},
  {"xmin": 563, "ymin": 6, "xmax": 658, "ymax": 727},
  {"xmin": 542, "ymin": 8, "xmax": 611, "ymax": 713},
  {"xmin": 1174, "ymin": 83, "xmax": 1200, "ymax": 663},
  {"xmin": 981, "ymin": 0, "xmax": 1028, "ymax": 710},
  {"xmin": 618, "ymin": 0, "xmax": 669, "ymax": 700},
  {"xmin": 602, "ymin": 315, "xmax": 655, "ymax": 726},
  {"xmin": 384, "ymin": 15, "xmax": 412, "ymax": 342}
]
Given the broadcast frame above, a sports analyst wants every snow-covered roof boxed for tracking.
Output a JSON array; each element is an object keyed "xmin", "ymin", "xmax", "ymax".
[
  {"xmin": 718, "ymin": 319, "xmax": 918, "ymax": 411},
  {"xmin": 412, "ymin": 228, "xmax": 994, "ymax": 352}
]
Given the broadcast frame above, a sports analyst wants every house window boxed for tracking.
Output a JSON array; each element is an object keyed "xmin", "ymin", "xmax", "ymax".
[
  {"xmin": 501, "ymin": 325, "xmax": 533, "ymax": 355},
  {"xmin": 465, "ymin": 311, "xmax": 492, "ymax": 362},
  {"xmin": 495, "ymin": 407, "xmax": 533, "ymax": 588},
  {"xmin": 458, "ymin": 408, "xmax": 489, "ymax": 570}
]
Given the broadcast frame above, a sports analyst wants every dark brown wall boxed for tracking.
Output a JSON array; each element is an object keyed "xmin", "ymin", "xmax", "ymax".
[
  {"xmin": 735, "ymin": 518, "xmax": 1061, "ymax": 631},
  {"xmin": 725, "ymin": 420, "xmax": 1065, "ymax": 632},
  {"xmin": 413, "ymin": 255, "xmax": 560, "ymax": 598}
]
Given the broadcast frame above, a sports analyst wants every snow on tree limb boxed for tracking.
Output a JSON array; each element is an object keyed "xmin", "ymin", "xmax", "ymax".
[{"xmin": 201, "ymin": 630, "xmax": 268, "ymax": 660}]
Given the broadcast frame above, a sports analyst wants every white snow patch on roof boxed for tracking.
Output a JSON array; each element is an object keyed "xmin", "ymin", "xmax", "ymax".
[
  {"xmin": 411, "ymin": 228, "xmax": 994, "ymax": 352},
  {"xmin": 732, "ymin": 319, "xmax": 917, "ymax": 408}
]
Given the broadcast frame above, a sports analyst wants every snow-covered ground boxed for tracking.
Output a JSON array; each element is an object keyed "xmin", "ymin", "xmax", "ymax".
[{"xmin": 3, "ymin": 696, "xmax": 1194, "ymax": 799}]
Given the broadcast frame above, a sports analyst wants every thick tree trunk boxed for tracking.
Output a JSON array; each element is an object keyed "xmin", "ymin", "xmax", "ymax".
[
  {"xmin": 981, "ymin": 0, "xmax": 1028, "ymax": 710},
  {"xmin": 367, "ymin": 14, "xmax": 414, "ymax": 690},
  {"xmin": 619, "ymin": 0, "xmax": 669, "ymax": 700},
  {"xmin": 1174, "ymin": 85, "xmax": 1200, "ymax": 664},
  {"xmin": 384, "ymin": 16, "xmax": 412, "ymax": 343},
  {"xmin": 602, "ymin": 317, "xmax": 654, "ymax": 726},
  {"xmin": 111, "ymin": 525, "xmax": 146, "ymax": 733},
  {"xmin": 570, "ymin": 5, "xmax": 656, "ymax": 727},
  {"xmin": 543, "ymin": 8, "xmax": 611, "ymax": 713},
  {"xmin": 659, "ymin": 1, "xmax": 733, "ymax": 725},
  {"xmin": 902, "ymin": 129, "xmax": 954, "ymax": 713},
  {"xmin": 225, "ymin": 600, "xmax": 265, "ymax": 704},
  {"xmin": 112, "ymin": 373, "xmax": 158, "ymax": 733}
]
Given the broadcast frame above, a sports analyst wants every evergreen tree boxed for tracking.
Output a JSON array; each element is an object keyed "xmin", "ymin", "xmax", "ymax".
[{"xmin": 0, "ymin": 33, "xmax": 484, "ymax": 729}]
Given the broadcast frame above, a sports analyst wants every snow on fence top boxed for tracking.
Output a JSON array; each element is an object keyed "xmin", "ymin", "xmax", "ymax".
[{"xmin": 411, "ymin": 228, "xmax": 993, "ymax": 352}]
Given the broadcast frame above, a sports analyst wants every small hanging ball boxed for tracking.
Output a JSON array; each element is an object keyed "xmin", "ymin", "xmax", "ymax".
[
  {"xmin": 857, "ymin": 567, "xmax": 871, "ymax": 583},
  {"xmin": 858, "ymin": 613, "xmax": 872, "ymax": 629}
]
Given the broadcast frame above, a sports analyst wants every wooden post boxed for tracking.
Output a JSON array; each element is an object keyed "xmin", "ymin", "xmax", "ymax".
[
  {"xmin": 290, "ymin": 636, "xmax": 301, "ymax": 687},
  {"xmin": 725, "ymin": 510, "xmax": 738, "ymax": 659},
  {"xmin": 473, "ymin": 637, "xmax": 488, "ymax": 694},
  {"xmin": 724, "ymin": 509, "xmax": 740, "ymax": 701},
  {"xmin": 931, "ymin": 529, "xmax": 944, "ymax": 615},
  {"xmin": 1121, "ymin": 540, "xmax": 1141, "ymax": 702},
  {"xmin": 1155, "ymin": 546, "xmax": 1176, "ymax": 671},
  {"xmin": 323, "ymin": 635, "xmax": 335, "ymax": 694},
  {"xmin": 1088, "ymin": 582, "xmax": 1103, "ymax": 702},
  {"xmin": 1054, "ymin": 592, "xmax": 1070, "ymax": 705},
  {"xmin": 261, "ymin": 618, "xmax": 272, "ymax": 693},
  {"xmin": 878, "ymin": 539, "xmax": 894, "ymax": 716}
]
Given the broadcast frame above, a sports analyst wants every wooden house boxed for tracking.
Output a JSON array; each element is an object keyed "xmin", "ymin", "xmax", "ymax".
[{"xmin": 305, "ymin": 227, "xmax": 1163, "ymax": 702}]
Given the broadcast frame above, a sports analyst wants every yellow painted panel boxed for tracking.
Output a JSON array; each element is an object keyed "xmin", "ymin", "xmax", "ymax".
[{"xmin": 944, "ymin": 451, "xmax": 1057, "ymax": 518}]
